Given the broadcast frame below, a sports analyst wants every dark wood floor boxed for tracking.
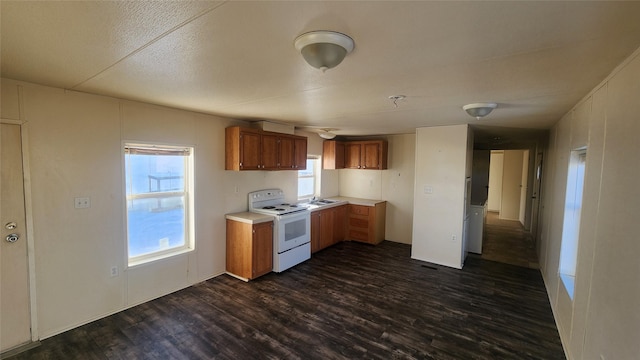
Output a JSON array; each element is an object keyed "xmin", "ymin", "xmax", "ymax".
[
  {"xmin": 481, "ymin": 212, "xmax": 540, "ymax": 269},
  {"xmin": 10, "ymin": 240, "xmax": 563, "ymax": 359}
]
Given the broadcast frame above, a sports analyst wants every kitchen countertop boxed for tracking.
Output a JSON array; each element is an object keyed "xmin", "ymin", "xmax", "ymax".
[
  {"xmin": 225, "ymin": 212, "xmax": 274, "ymax": 224},
  {"xmin": 228, "ymin": 197, "xmax": 387, "ymax": 219},
  {"xmin": 301, "ymin": 196, "xmax": 386, "ymax": 212},
  {"xmin": 326, "ymin": 196, "xmax": 386, "ymax": 207}
]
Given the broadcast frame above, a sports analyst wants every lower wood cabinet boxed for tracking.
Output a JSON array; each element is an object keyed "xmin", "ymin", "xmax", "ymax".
[
  {"xmin": 347, "ymin": 202, "xmax": 386, "ymax": 244},
  {"xmin": 310, "ymin": 204, "xmax": 347, "ymax": 253},
  {"xmin": 226, "ymin": 219, "xmax": 273, "ymax": 280}
]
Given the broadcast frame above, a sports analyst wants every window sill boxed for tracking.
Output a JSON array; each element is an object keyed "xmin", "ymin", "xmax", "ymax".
[{"xmin": 128, "ymin": 247, "xmax": 194, "ymax": 268}]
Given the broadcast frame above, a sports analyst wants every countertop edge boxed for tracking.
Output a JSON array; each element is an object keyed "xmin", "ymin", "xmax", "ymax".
[
  {"xmin": 326, "ymin": 197, "xmax": 386, "ymax": 207},
  {"xmin": 225, "ymin": 212, "xmax": 274, "ymax": 224}
]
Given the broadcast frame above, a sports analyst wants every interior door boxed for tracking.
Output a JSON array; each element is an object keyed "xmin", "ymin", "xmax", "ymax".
[{"xmin": 1, "ymin": 123, "xmax": 32, "ymax": 352}]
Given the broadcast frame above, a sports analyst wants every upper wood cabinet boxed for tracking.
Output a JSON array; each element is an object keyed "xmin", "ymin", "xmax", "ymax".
[
  {"xmin": 225, "ymin": 126, "xmax": 307, "ymax": 171},
  {"xmin": 323, "ymin": 139, "xmax": 387, "ymax": 170},
  {"xmin": 322, "ymin": 141, "xmax": 345, "ymax": 169},
  {"xmin": 294, "ymin": 137, "xmax": 307, "ymax": 169},
  {"xmin": 344, "ymin": 142, "xmax": 362, "ymax": 169}
]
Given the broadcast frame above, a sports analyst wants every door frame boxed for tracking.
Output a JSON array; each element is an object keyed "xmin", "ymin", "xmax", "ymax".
[
  {"xmin": 1, "ymin": 89, "xmax": 39, "ymax": 347},
  {"xmin": 530, "ymin": 151, "xmax": 544, "ymax": 244}
]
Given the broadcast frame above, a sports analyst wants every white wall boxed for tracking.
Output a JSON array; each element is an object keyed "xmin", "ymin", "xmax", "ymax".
[
  {"xmin": 411, "ymin": 125, "xmax": 469, "ymax": 269},
  {"xmin": 339, "ymin": 134, "xmax": 415, "ymax": 244},
  {"xmin": 539, "ymin": 48, "xmax": 640, "ymax": 359},
  {"xmin": 381, "ymin": 134, "xmax": 416, "ymax": 244},
  {"xmin": 1, "ymin": 79, "xmax": 299, "ymax": 338},
  {"xmin": 487, "ymin": 151, "xmax": 503, "ymax": 212}
]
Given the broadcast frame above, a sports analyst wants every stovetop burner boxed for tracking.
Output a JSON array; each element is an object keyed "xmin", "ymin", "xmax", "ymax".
[{"xmin": 249, "ymin": 189, "xmax": 309, "ymax": 216}]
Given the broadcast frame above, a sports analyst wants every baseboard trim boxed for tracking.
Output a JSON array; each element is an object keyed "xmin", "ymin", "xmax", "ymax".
[{"xmin": 0, "ymin": 341, "xmax": 41, "ymax": 359}]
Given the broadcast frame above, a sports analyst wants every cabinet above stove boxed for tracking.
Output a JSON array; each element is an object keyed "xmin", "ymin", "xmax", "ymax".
[{"xmin": 225, "ymin": 126, "xmax": 307, "ymax": 171}]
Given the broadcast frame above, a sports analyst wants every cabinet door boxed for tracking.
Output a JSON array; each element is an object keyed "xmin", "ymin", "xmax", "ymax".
[
  {"xmin": 279, "ymin": 136, "xmax": 295, "ymax": 169},
  {"xmin": 239, "ymin": 132, "xmax": 261, "ymax": 170},
  {"xmin": 319, "ymin": 209, "xmax": 334, "ymax": 250},
  {"xmin": 310, "ymin": 211, "xmax": 321, "ymax": 253},
  {"xmin": 322, "ymin": 141, "xmax": 345, "ymax": 169},
  {"xmin": 261, "ymin": 134, "xmax": 279, "ymax": 170},
  {"xmin": 362, "ymin": 142, "xmax": 381, "ymax": 169},
  {"xmin": 252, "ymin": 222, "xmax": 273, "ymax": 278},
  {"xmin": 344, "ymin": 143, "xmax": 362, "ymax": 169},
  {"xmin": 294, "ymin": 137, "xmax": 307, "ymax": 170},
  {"xmin": 332, "ymin": 205, "xmax": 347, "ymax": 244}
]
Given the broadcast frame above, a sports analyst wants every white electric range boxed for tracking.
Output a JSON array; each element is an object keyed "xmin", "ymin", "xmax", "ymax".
[{"xmin": 248, "ymin": 189, "xmax": 311, "ymax": 272}]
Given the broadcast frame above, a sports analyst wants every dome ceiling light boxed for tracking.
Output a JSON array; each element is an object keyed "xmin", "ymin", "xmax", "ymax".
[
  {"xmin": 294, "ymin": 31, "xmax": 355, "ymax": 72},
  {"xmin": 318, "ymin": 129, "xmax": 337, "ymax": 139},
  {"xmin": 463, "ymin": 102, "xmax": 498, "ymax": 120}
]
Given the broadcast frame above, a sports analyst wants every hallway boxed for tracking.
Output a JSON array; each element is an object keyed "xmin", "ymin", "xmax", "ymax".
[{"xmin": 480, "ymin": 211, "xmax": 540, "ymax": 269}]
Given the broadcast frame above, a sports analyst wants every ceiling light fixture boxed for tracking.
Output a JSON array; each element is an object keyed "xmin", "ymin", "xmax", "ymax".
[
  {"xmin": 294, "ymin": 31, "xmax": 354, "ymax": 72},
  {"xmin": 463, "ymin": 102, "xmax": 498, "ymax": 120},
  {"xmin": 318, "ymin": 129, "xmax": 337, "ymax": 139},
  {"xmin": 389, "ymin": 95, "xmax": 406, "ymax": 108}
]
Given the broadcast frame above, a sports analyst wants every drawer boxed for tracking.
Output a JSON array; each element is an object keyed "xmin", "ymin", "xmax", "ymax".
[
  {"xmin": 349, "ymin": 205, "xmax": 369, "ymax": 216},
  {"xmin": 349, "ymin": 229, "xmax": 369, "ymax": 242},
  {"xmin": 349, "ymin": 217, "xmax": 369, "ymax": 228}
]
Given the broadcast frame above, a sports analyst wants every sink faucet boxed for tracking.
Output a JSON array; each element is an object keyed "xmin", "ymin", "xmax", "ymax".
[{"xmin": 312, "ymin": 196, "xmax": 317, "ymax": 201}]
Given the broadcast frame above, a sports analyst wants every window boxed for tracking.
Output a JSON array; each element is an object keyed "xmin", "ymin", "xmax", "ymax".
[
  {"xmin": 559, "ymin": 149, "xmax": 586, "ymax": 299},
  {"xmin": 298, "ymin": 158, "xmax": 318, "ymax": 200},
  {"xmin": 124, "ymin": 144, "xmax": 194, "ymax": 265}
]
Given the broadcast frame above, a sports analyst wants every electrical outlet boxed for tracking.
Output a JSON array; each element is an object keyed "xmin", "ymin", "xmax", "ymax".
[
  {"xmin": 451, "ymin": 235, "xmax": 456, "ymax": 241},
  {"xmin": 74, "ymin": 197, "xmax": 90, "ymax": 209},
  {"xmin": 110, "ymin": 266, "xmax": 118, "ymax": 277}
]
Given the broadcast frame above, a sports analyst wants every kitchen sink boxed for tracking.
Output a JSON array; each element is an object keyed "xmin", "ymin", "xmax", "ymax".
[
  {"xmin": 316, "ymin": 199, "xmax": 335, "ymax": 204},
  {"xmin": 298, "ymin": 198, "xmax": 340, "ymax": 209}
]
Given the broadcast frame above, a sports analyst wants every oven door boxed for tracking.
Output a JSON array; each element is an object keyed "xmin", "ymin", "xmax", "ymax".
[{"xmin": 275, "ymin": 211, "xmax": 310, "ymax": 253}]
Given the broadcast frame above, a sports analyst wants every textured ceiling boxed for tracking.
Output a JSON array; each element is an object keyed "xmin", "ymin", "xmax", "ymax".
[{"xmin": 3, "ymin": 1, "xmax": 640, "ymax": 142}]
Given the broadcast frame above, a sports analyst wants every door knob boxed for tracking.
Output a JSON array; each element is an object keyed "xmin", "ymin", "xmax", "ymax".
[
  {"xmin": 6, "ymin": 233, "xmax": 19, "ymax": 243},
  {"xmin": 5, "ymin": 222, "xmax": 17, "ymax": 230}
]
